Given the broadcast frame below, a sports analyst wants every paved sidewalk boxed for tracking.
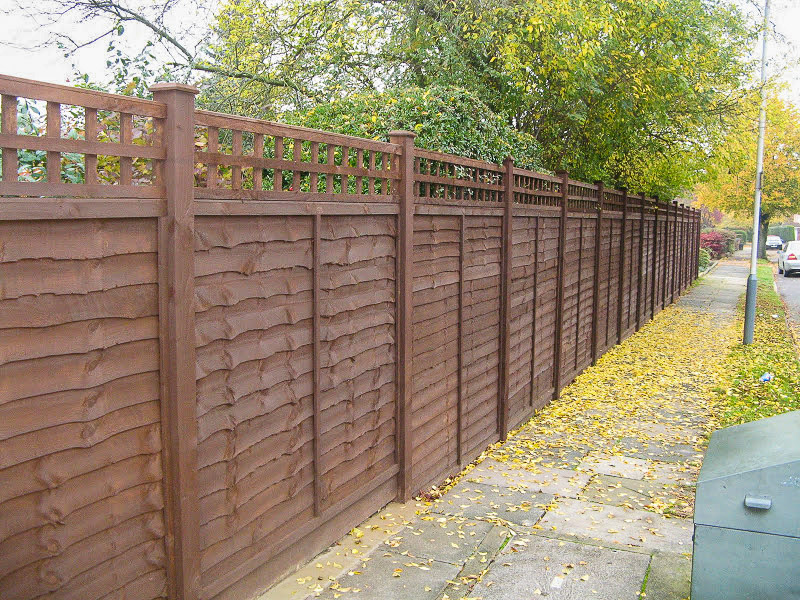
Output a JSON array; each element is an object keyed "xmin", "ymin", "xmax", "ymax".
[{"xmin": 262, "ymin": 259, "xmax": 747, "ymax": 600}]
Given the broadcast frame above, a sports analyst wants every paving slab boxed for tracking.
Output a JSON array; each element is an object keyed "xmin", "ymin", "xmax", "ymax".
[
  {"xmin": 432, "ymin": 481, "xmax": 553, "ymax": 528},
  {"xmin": 436, "ymin": 525, "xmax": 510, "ymax": 600},
  {"xmin": 579, "ymin": 454, "xmax": 651, "ymax": 480},
  {"xmin": 315, "ymin": 551, "xmax": 460, "ymax": 600},
  {"xmin": 463, "ymin": 458, "xmax": 591, "ymax": 498},
  {"xmin": 618, "ymin": 436, "xmax": 702, "ymax": 463},
  {"xmin": 643, "ymin": 460, "xmax": 699, "ymax": 487},
  {"xmin": 537, "ymin": 497, "xmax": 693, "ymax": 553},
  {"xmin": 385, "ymin": 514, "xmax": 492, "ymax": 564},
  {"xmin": 644, "ymin": 551, "xmax": 692, "ymax": 600},
  {"xmin": 470, "ymin": 534, "xmax": 650, "ymax": 600},
  {"xmin": 580, "ymin": 474, "xmax": 695, "ymax": 517}
]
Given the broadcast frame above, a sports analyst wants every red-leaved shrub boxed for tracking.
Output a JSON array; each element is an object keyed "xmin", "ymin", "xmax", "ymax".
[{"xmin": 701, "ymin": 231, "xmax": 729, "ymax": 258}]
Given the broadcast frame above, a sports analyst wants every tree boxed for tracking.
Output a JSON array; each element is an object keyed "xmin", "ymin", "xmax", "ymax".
[
  {"xmin": 290, "ymin": 86, "xmax": 543, "ymax": 170},
  {"xmin": 695, "ymin": 94, "xmax": 800, "ymax": 258},
  {"xmin": 206, "ymin": 0, "xmax": 755, "ymax": 195},
  {"xmin": 11, "ymin": 0, "xmax": 756, "ymax": 197}
]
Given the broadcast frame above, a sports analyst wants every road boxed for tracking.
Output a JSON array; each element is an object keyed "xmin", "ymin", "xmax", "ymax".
[{"xmin": 768, "ymin": 249, "xmax": 800, "ymax": 331}]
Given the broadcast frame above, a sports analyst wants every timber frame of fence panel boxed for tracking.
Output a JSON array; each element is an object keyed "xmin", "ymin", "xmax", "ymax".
[{"xmin": 0, "ymin": 73, "xmax": 701, "ymax": 600}]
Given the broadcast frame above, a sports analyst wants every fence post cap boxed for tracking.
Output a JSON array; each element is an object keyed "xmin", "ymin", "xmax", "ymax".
[
  {"xmin": 593, "ymin": 179, "xmax": 604, "ymax": 186},
  {"xmin": 149, "ymin": 82, "xmax": 200, "ymax": 95},
  {"xmin": 555, "ymin": 169, "xmax": 569, "ymax": 176},
  {"xmin": 388, "ymin": 130, "xmax": 417, "ymax": 138}
]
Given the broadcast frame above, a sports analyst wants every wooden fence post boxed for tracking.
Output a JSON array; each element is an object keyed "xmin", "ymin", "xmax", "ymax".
[
  {"xmin": 617, "ymin": 188, "xmax": 629, "ymax": 343},
  {"xmin": 679, "ymin": 206, "xmax": 684, "ymax": 289},
  {"xmin": 660, "ymin": 198, "xmax": 669, "ymax": 310},
  {"xmin": 553, "ymin": 171, "xmax": 569, "ymax": 399},
  {"xmin": 499, "ymin": 156, "xmax": 514, "ymax": 438},
  {"xmin": 636, "ymin": 192, "xmax": 646, "ymax": 330},
  {"xmin": 389, "ymin": 130, "xmax": 416, "ymax": 502},
  {"xmin": 688, "ymin": 208, "xmax": 693, "ymax": 280},
  {"xmin": 591, "ymin": 181, "xmax": 604, "ymax": 364},
  {"xmin": 150, "ymin": 83, "xmax": 201, "ymax": 600}
]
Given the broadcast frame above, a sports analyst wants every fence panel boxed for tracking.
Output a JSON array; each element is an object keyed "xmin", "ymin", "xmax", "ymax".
[
  {"xmin": 0, "ymin": 73, "xmax": 702, "ymax": 600},
  {"xmin": 0, "ymin": 218, "xmax": 167, "ymax": 600}
]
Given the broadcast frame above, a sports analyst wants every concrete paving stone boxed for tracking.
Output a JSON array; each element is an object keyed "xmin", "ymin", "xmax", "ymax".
[
  {"xmin": 622, "ymin": 420, "xmax": 705, "ymax": 444},
  {"xmin": 470, "ymin": 533, "xmax": 651, "ymax": 600},
  {"xmin": 316, "ymin": 551, "xmax": 460, "ymax": 600},
  {"xmin": 644, "ymin": 551, "xmax": 692, "ymax": 600},
  {"xmin": 258, "ymin": 502, "xmax": 420, "ymax": 600},
  {"xmin": 432, "ymin": 481, "xmax": 553, "ymax": 528},
  {"xmin": 579, "ymin": 474, "xmax": 695, "ymax": 517},
  {"xmin": 618, "ymin": 437, "xmax": 702, "ymax": 463},
  {"xmin": 537, "ymin": 497, "xmax": 693, "ymax": 553},
  {"xmin": 579, "ymin": 454, "xmax": 652, "ymax": 480},
  {"xmin": 384, "ymin": 514, "xmax": 492, "ymax": 564},
  {"xmin": 536, "ymin": 444, "xmax": 593, "ymax": 469},
  {"xmin": 436, "ymin": 525, "xmax": 511, "ymax": 600},
  {"xmin": 643, "ymin": 461, "xmax": 699, "ymax": 487},
  {"xmin": 463, "ymin": 458, "xmax": 591, "ymax": 498}
]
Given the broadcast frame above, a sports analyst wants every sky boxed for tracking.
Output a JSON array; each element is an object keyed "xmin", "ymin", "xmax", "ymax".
[{"xmin": 1, "ymin": 0, "xmax": 799, "ymax": 101}]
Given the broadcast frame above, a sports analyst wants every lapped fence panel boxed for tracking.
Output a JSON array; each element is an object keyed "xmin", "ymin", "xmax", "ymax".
[
  {"xmin": 0, "ymin": 74, "xmax": 702, "ymax": 600},
  {"xmin": 0, "ymin": 218, "xmax": 168, "ymax": 600}
]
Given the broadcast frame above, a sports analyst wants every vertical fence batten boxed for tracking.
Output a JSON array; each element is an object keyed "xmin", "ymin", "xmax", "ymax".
[
  {"xmin": 457, "ymin": 214, "xmax": 466, "ymax": 465},
  {"xmin": 150, "ymin": 82, "xmax": 201, "ymax": 600},
  {"xmin": 0, "ymin": 73, "xmax": 705, "ymax": 600},
  {"xmin": 529, "ymin": 216, "xmax": 539, "ymax": 406},
  {"xmin": 312, "ymin": 212, "xmax": 323, "ymax": 516}
]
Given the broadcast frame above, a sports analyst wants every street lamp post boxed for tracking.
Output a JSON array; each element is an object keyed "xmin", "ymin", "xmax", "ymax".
[{"xmin": 744, "ymin": 0, "xmax": 771, "ymax": 345}]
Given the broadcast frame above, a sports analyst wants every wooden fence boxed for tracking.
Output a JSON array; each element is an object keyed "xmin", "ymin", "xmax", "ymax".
[{"xmin": 0, "ymin": 75, "xmax": 700, "ymax": 600}]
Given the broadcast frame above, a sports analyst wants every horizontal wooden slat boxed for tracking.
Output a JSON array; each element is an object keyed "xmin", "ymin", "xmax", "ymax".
[
  {"xmin": 194, "ymin": 151, "xmax": 397, "ymax": 180},
  {"xmin": 0, "ymin": 199, "xmax": 165, "ymax": 219},
  {"xmin": 195, "ymin": 110, "xmax": 401, "ymax": 154},
  {"xmin": 0, "ymin": 181, "xmax": 163, "ymax": 198},
  {"xmin": 193, "ymin": 188, "xmax": 397, "ymax": 203},
  {"xmin": 0, "ymin": 74, "xmax": 166, "ymax": 117},
  {"xmin": 0, "ymin": 133, "xmax": 165, "ymax": 159},
  {"xmin": 414, "ymin": 148, "xmax": 503, "ymax": 172},
  {"xmin": 193, "ymin": 200, "xmax": 398, "ymax": 216}
]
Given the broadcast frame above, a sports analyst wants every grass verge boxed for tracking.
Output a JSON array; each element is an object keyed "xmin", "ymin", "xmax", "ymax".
[{"xmin": 719, "ymin": 262, "xmax": 800, "ymax": 427}]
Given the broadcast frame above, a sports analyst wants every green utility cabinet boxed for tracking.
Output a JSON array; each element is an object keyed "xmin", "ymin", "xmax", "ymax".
[{"xmin": 692, "ymin": 410, "xmax": 800, "ymax": 599}]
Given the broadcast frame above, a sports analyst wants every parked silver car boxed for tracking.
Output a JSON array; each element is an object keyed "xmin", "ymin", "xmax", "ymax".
[{"xmin": 778, "ymin": 241, "xmax": 800, "ymax": 277}]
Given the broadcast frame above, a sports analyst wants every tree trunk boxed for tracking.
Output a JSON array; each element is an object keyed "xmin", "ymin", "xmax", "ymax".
[{"xmin": 758, "ymin": 215, "xmax": 770, "ymax": 260}]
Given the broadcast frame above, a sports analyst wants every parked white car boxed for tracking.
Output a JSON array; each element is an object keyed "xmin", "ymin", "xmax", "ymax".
[
  {"xmin": 766, "ymin": 235, "xmax": 784, "ymax": 250},
  {"xmin": 778, "ymin": 241, "xmax": 800, "ymax": 277}
]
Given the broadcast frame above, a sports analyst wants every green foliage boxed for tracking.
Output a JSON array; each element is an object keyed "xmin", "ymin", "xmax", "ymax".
[
  {"xmin": 204, "ymin": 0, "xmax": 755, "ymax": 197},
  {"xmin": 727, "ymin": 227, "xmax": 752, "ymax": 242},
  {"xmin": 290, "ymin": 86, "xmax": 543, "ymax": 170},
  {"xmin": 768, "ymin": 225, "xmax": 797, "ymax": 242},
  {"xmin": 698, "ymin": 248, "xmax": 712, "ymax": 270},
  {"xmin": 720, "ymin": 263, "xmax": 800, "ymax": 427}
]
